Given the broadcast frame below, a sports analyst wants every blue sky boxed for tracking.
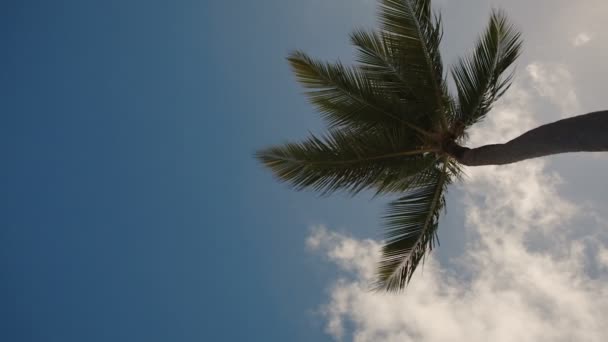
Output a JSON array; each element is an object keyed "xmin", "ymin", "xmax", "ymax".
[
  {"xmin": 3, "ymin": 1, "xmax": 608, "ymax": 341},
  {"xmin": 0, "ymin": 1, "xmax": 385, "ymax": 341}
]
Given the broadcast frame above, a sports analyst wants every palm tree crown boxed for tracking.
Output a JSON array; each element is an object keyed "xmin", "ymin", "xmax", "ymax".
[{"xmin": 256, "ymin": 0, "xmax": 522, "ymax": 291}]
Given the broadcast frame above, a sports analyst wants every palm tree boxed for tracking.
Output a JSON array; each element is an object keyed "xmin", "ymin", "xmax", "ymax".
[{"xmin": 256, "ymin": 0, "xmax": 608, "ymax": 291}]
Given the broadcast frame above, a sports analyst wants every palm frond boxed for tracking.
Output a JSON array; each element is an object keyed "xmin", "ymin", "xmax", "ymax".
[
  {"xmin": 288, "ymin": 51, "xmax": 416, "ymax": 132},
  {"xmin": 349, "ymin": 29, "xmax": 439, "ymax": 128},
  {"xmin": 350, "ymin": 30, "xmax": 414, "ymax": 96},
  {"xmin": 256, "ymin": 128, "xmax": 438, "ymax": 196},
  {"xmin": 378, "ymin": 0, "xmax": 449, "ymax": 126},
  {"xmin": 375, "ymin": 160, "xmax": 449, "ymax": 291},
  {"xmin": 256, "ymin": 0, "xmax": 523, "ymax": 292},
  {"xmin": 451, "ymin": 10, "xmax": 522, "ymax": 129}
]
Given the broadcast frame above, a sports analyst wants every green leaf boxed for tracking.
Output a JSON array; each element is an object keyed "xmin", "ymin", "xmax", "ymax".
[
  {"xmin": 287, "ymin": 51, "xmax": 413, "ymax": 132},
  {"xmin": 375, "ymin": 161, "xmax": 449, "ymax": 291},
  {"xmin": 451, "ymin": 9, "xmax": 522, "ymax": 129},
  {"xmin": 349, "ymin": 29, "xmax": 437, "ymax": 127},
  {"xmin": 350, "ymin": 30, "xmax": 414, "ymax": 95},
  {"xmin": 256, "ymin": 128, "xmax": 438, "ymax": 196},
  {"xmin": 378, "ymin": 0, "xmax": 449, "ymax": 125}
]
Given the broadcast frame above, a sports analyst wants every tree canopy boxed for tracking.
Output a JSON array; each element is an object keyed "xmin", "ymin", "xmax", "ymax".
[{"xmin": 257, "ymin": 0, "xmax": 522, "ymax": 291}]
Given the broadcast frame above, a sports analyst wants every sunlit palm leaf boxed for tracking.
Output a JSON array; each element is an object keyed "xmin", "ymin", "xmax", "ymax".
[
  {"xmin": 451, "ymin": 10, "xmax": 522, "ymax": 129},
  {"xmin": 375, "ymin": 161, "xmax": 449, "ymax": 291},
  {"xmin": 256, "ymin": 128, "xmax": 438, "ymax": 196}
]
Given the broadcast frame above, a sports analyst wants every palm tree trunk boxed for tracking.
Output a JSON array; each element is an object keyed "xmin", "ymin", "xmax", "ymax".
[{"xmin": 447, "ymin": 110, "xmax": 608, "ymax": 166}]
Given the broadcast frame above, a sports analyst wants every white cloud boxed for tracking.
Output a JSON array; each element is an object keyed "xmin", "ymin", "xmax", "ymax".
[
  {"xmin": 573, "ymin": 32, "xmax": 592, "ymax": 47},
  {"xmin": 308, "ymin": 63, "xmax": 608, "ymax": 341},
  {"xmin": 310, "ymin": 159, "xmax": 608, "ymax": 341},
  {"xmin": 526, "ymin": 63, "xmax": 580, "ymax": 117}
]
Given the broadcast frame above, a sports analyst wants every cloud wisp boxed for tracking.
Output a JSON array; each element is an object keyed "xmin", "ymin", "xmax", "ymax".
[
  {"xmin": 573, "ymin": 32, "xmax": 592, "ymax": 47},
  {"xmin": 307, "ymin": 63, "xmax": 608, "ymax": 342}
]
